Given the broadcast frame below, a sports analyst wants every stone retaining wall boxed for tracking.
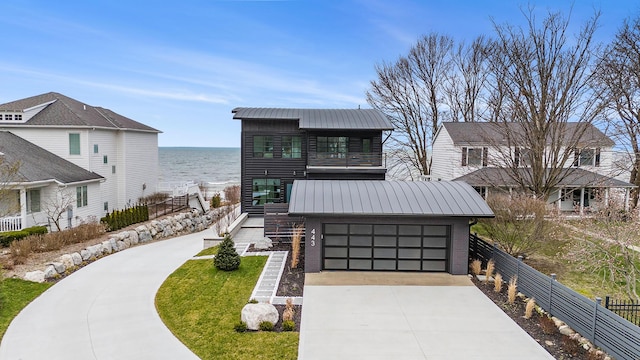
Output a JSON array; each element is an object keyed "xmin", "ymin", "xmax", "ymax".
[{"xmin": 24, "ymin": 209, "xmax": 213, "ymax": 283}]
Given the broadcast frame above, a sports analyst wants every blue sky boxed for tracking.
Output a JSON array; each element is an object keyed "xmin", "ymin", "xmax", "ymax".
[{"xmin": 1, "ymin": 0, "xmax": 638, "ymax": 147}]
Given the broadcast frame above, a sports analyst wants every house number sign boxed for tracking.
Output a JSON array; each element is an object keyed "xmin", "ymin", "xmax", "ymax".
[{"xmin": 310, "ymin": 228, "xmax": 316, "ymax": 246}]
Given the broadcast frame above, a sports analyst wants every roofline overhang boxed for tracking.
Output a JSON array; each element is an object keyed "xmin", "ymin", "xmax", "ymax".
[
  {"xmin": 288, "ymin": 212, "xmax": 495, "ymax": 218},
  {"xmin": 0, "ymin": 124, "xmax": 161, "ymax": 133}
]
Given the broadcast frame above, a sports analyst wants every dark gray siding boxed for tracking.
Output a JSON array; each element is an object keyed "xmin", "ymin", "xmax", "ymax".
[
  {"xmin": 241, "ymin": 119, "xmax": 306, "ymax": 214},
  {"xmin": 307, "ymin": 130, "xmax": 384, "ymax": 167},
  {"xmin": 304, "ymin": 215, "xmax": 470, "ymax": 274}
]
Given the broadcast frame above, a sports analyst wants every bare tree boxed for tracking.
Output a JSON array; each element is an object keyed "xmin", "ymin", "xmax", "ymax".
[
  {"xmin": 42, "ymin": 187, "xmax": 75, "ymax": 231},
  {"xmin": 482, "ymin": 7, "xmax": 602, "ymax": 198},
  {"xmin": 367, "ymin": 33, "xmax": 454, "ymax": 176},
  {"xmin": 0, "ymin": 157, "xmax": 21, "ymax": 218},
  {"xmin": 593, "ymin": 16, "xmax": 640, "ymax": 208}
]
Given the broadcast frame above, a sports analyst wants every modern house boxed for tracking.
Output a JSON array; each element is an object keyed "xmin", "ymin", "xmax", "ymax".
[
  {"xmin": 431, "ymin": 122, "xmax": 635, "ymax": 213},
  {"xmin": 0, "ymin": 92, "xmax": 161, "ymax": 221},
  {"xmin": 232, "ymin": 107, "xmax": 393, "ymax": 215},
  {"xmin": 0, "ymin": 131, "xmax": 104, "ymax": 232}
]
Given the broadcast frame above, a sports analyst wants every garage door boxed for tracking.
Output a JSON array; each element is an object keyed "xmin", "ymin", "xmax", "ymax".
[{"xmin": 322, "ymin": 224, "xmax": 449, "ymax": 271}]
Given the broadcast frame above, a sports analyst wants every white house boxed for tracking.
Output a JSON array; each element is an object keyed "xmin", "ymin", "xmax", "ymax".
[
  {"xmin": 0, "ymin": 131, "xmax": 104, "ymax": 231},
  {"xmin": 431, "ymin": 122, "xmax": 635, "ymax": 213},
  {"xmin": 0, "ymin": 92, "xmax": 161, "ymax": 222}
]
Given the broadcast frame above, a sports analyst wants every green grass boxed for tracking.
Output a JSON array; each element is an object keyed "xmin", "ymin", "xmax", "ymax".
[
  {"xmin": 0, "ymin": 278, "xmax": 52, "ymax": 340},
  {"xmin": 155, "ymin": 256, "xmax": 298, "ymax": 360},
  {"xmin": 195, "ymin": 245, "xmax": 219, "ymax": 257}
]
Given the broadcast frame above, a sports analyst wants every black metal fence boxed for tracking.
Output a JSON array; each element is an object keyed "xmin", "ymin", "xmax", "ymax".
[
  {"xmin": 469, "ymin": 233, "xmax": 640, "ymax": 360},
  {"xmin": 147, "ymin": 195, "xmax": 188, "ymax": 219},
  {"xmin": 263, "ymin": 203, "xmax": 304, "ymax": 243},
  {"xmin": 605, "ymin": 296, "xmax": 640, "ymax": 327}
]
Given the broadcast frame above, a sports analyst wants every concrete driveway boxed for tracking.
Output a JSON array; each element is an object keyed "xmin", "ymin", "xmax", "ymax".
[
  {"xmin": 0, "ymin": 230, "xmax": 205, "ymax": 360},
  {"xmin": 299, "ymin": 273, "xmax": 554, "ymax": 360}
]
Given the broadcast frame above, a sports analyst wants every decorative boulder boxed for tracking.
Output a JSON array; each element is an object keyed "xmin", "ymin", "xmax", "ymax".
[
  {"xmin": 43, "ymin": 265, "xmax": 57, "ymax": 279},
  {"xmin": 80, "ymin": 249, "xmax": 92, "ymax": 261},
  {"xmin": 128, "ymin": 230, "xmax": 139, "ymax": 245},
  {"xmin": 71, "ymin": 252, "xmax": 83, "ymax": 265},
  {"xmin": 24, "ymin": 270, "xmax": 46, "ymax": 283},
  {"xmin": 58, "ymin": 254, "xmax": 74, "ymax": 269},
  {"xmin": 50, "ymin": 262, "xmax": 66, "ymax": 274},
  {"xmin": 101, "ymin": 240, "xmax": 113, "ymax": 254},
  {"xmin": 241, "ymin": 303, "xmax": 279, "ymax": 330},
  {"xmin": 255, "ymin": 237, "xmax": 273, "ymax": 250}
]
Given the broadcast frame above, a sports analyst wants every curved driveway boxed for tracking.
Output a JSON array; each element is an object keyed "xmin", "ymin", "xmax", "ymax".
[{"xmin": 0, "ymin": 230, "xmax": 206, "ymax": 360}]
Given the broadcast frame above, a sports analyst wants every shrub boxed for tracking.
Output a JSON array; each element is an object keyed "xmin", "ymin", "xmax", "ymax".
[
  {"xmin": 539, "ymin": 316, "xmax": 556, "ymax": 334},
  {"xmin": 138, "ymin": 192, "xmax": 169, "ymax": 204},
  {"xmin": 469, "ymin": 259, "xmax": 482, "ymax": 277},
  {"xmin": 259, "ymin": 321, "xmax": 274, "ymax": 331},
  {"xmin": 224, "ymin": 185, "xmax": 240, "ymax": 204},
  {"xmin": 101, "ymin": 204, "xmax": 148, "ymax": 231},
  {"xmin": 283, "ymin": 298, "xmax": 295, "ymax": 322},
  {"xmin": 214, "ymin": 234, "xmax": 241, "ymax": 271},
  {"xmin": 0, "ymin": 230, "xmax": 29, "ymax": 247},
  {"xmin": 524, "ymin": 298, "xmax": 536, "ymax": 319},
  {"xmin": 291, "ymin": 225, "xmax": 303, "ymax": 269},
  {"xmin": 234, "ymin": 321, "xmax": 248, "ymax": 333},
  {"xmin": 508, "ymin": 276, "xmax": 518, "ymax": 304},
  {"xmin": 210, "ymin": 193, "xmax": 222, "ymax": 208},
  {"xmin": 248, "ymin": 298, "xmax": 259, "ymax": 304},
  {"xmin": 493, "ymin": 273, "xmax": 503, "ymax": 292},
  {"xmin": 484, "ymin": 259, "xmax": 495, "ymax": 284},
  {"xmin": 282, "ymin": 320, "xmax": 295, "ymax": 332}
]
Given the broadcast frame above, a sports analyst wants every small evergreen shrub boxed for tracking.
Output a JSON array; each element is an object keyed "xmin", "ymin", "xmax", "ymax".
[
  {"xmin": 282, "ymin": 320, "xmax": 295, "ymax": 332},
  {"xmin": 259, "ymin": 321, "xmax": 274, "ymax": 331},
  {"xmin": 234, "ymin": 321, "xmax": 248, "ymax": 333},
  {"xmin": 214, "ymin": 235, "xmax": 241, "ymax": 271},
  {"xmin": 0, "ymin": 230, "xmax": 29, "ymax": 247},
  {"xmin": 210, "ymin": 193, "xmax": 222, "ymax": 208},
  {"xmin": 100, "ymin": 204, "xmax": 149, "ymax": 231}
]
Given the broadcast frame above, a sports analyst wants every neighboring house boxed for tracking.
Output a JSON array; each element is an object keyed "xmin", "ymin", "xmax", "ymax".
[
  {"xmin": 0, "ymin": 131, "xmax": 103, "ymax": 232},
  {"xmin": 0, "ymin": 92, "xmax": 161, "ymax": 216},
  {"xmin": 431, "ymin": 122, "xmax": 635, "ymax": 213},
  {"xmin": 232, "ymin": 107, "xmax": 393, "ymax": 215}
]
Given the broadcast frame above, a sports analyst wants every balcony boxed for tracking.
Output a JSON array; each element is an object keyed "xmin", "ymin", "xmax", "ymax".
[
  {"xmin": 307, "ymin": 152, "xmax": 384, "ymax": 168},
  {"xmin": 0, "ymin": 215, "xmax": 22, "ymax": 232}
]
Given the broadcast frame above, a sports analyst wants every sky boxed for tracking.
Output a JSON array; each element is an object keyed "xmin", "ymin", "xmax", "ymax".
[{"xmin": 0, "ymin": 0, "xmax": 638, "ymax": 147}]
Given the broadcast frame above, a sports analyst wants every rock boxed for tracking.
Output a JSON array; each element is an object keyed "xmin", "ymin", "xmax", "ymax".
[
  {"xmin": 544, "ymin": 340, "xmax": 554, "ymax": 346},
  {"xmin": 58, "ymin": 254, "xmax": 74, "ymax": 268},
  {"xmin": 71, "ymin": 252, "xmax": 83, "ymax": 265},
  {"xmin": 24, "ymin": 270, "xmax": 46, "ymax": 283},
  {"xmin": 137, "ymin": 226, "xmax": 152, "ymax": 242},
  {"xmin": 123, "ymin": 237, "xmax": 132, "ymax": 247},
  {"xmin": 109, "ymin": 238, "xmax": 118, "ymax": 251},
  {"xmin": 50, "ymin": 262, "xmax": 66, "ymax": 274},
  {"xmin": 558, "ymin": 325, "xmax": 575, "ymax": 336},
  {"xmin": 87, "ymin": 244, "xmax": 103, "ymax": 258},
  {"xmin": 552, "ymin": 317, "xmax": 564, "ymax": 327},
  {"xmin": 101, "ymin": 240, "xmax": 113, "ymax": 254},
  {"xmin": 80, "ymin": 249, "xmax": 92, "ymax": 261},
  {"xmin": 117, "ymin": 240, "xmax": 127, "ymax": 251},
  {"xmin": 255, "ymin": 237, "xmax": 273, "ymax": 250},
  {"xmin": 128, "ymin": 230, "xmax": 139, "ymax": 245},
  {"xmin": 44, "ymin": 265, "xmax": 57, "ymax": 279},
  {"xmin": 241, "ymin": 303, "xmax": 279, "ymax": 330},
  {"xmin": 174, "ymin": 223, "xmax": 184, "ymax": 233}
]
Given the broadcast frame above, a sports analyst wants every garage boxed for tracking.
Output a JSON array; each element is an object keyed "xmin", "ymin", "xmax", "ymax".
[{"xmin": 288, "ymin": 180, "xmax": 494, "ymax": 275}]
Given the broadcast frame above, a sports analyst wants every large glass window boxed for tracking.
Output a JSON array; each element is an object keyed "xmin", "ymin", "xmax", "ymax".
[
  {"xmin": 253, "ymin": 136, "xmax": 274, "ymax": 158},
  {"xmin": 317, "ymin": 136, "xmax": 348, "ymax": 158},
  {"xmin": 69, "ymin": 133, "xmax": 80, "ymax": 155},
  {"xmin": 461, "ymin": 147, "xmax": 487, "ymax": 167},
  {"xmin": 282, "ymin": 136, "xmax": 302, "ymax": 158},
  {"xmin": 26, "ymin": 189, "xmax": 41, "ymax": 213},
  {"xmin": 573, "ymin": 148, "xmax": 600, "ymax": 167},
  {"xmin": 252, "ymin": 178, "xmax": 280, "ymax": 205},
  {"xmin": 76, "ymin": 185, "xmax": 88, "ymax": 208},
  {"xmin": 362, "ymin": 138, "xmax": 372, "ymax": 153}
]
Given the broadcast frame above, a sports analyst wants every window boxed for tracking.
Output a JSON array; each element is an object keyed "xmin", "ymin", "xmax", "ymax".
[
  {"xmin": 461, "ymin": 147, "xmax": 488, "ymax": 167},
  {"xmin": 252, "ymin": 178, "xmax": 280, "ymax": 205},
  {"xmin": 5, "ymin": 114, "xmax": 12, "ymax": 121},
  {"xmin": 317, "ymin": 136, "xmax": 348, "ymax": 158},
  {"xmin": 112, "ymin": 165, "xmax": 116, "ymax": 174},
  {"xmin": 94, "ymin": 144, "xmax": 99, "ymax": 153},
  {"xmin": 515, "ymin": 148, "xmax": 532, "ymax": 167},
  {"xmin": 26, "ymin": 189, "xmax": 41, "ymax": 213},
  {"xmin": 69, "ymin": 133, "xmax": 80, "ymax": 155},
  {"xmin": 253, "ymin": 136, "xmax": 274, "ymax": 158},
  {"xmin": 104, "ymin": 202, "xmax": 109, "ymax": 212},
  {"xmin": 15, "ymin": 114, "xmax": 22, "ymax": 121},
  {"xmin": 473, "ymin": 186, "xmax": 487, "ymax": 199},
  {"xmin": 103, "ymin": 155, "xmax": 108, "ymax": 164},
  {"xmin": 76, "ymin": 185, "xmax": 88, "ymax": 207},
  {"xmin": 362, "ymin": 138, "xmax": 372, "ymax": 153},
  {"xmin": 282, "ymin": 136, "xmax": 302, "ymax": 158},
  {"xmin": 573, "ymin": 148, "xmax": 600, "ymax": 167},
  {"xmin": 561, "ymin": 188, "xmax": 575, "ymax": 201}
]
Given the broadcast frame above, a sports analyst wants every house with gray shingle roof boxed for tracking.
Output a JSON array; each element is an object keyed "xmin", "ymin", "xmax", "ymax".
[
  {"xmin": 0, "ymin": 92, "xmax": 161, "ymax": 228},
  {"xmin": 0, "ymin": 131, "xmax": 104, "ymax": 231},
  {"xmin": 431, "ymin": 122, "xmax": 635, "ymax": 214}
]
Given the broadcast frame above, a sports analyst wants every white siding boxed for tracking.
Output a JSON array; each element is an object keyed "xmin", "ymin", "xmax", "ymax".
[
  {"xmin": 88, "ymin": 129, "xmax": 119, "ymax": 214},
  {"xmin": 431, "ymin": 128, "xmax": 458, "ymax": 180},
  {"xmin": 72, "ymin": 182, "xmax": 102, "ymax": 226},
  {"xmin": 117, "ymin": 131, "xmax": 158, "ymax": 207}
]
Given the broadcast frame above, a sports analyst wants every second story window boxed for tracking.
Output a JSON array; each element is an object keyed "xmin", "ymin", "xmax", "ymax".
[
  {"xmin": 461, "ymin": 147, "xmax": 487, "ymax": 167},
  {"xmin": 515, "ymin": 148, "xmax": 532, "ymax": 167},
  {"xmin": 362, "ymin": 138, "xmax": 372, "ymax": 153},
  {"xmin": 317, "ymin": 136, "xmax": 348, "ymax": 159},
  {"xmin": 573, "ymin": 148, "xmax": 600, "ymax": 167},
  {"xmin": 69, "ymin": 133, "xmax": 81, "ymax": 155},
  {"xmin": 282, "ymin": 136, "xmax": 302, "ymax": 158},
  {"xmin": 253, "ymin": 136, "xmax": 274, "ymax": 158}
]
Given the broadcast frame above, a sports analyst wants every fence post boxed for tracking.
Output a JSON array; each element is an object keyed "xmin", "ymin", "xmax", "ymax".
[
  {"xmin": 592, "ymin": 297, "xmax": 601, "ymax": 347},
  {"xmin": 549, "ymin": 274, "xmax": 556, "ymax": 314},
  {"xmin": 517, "ymin": 255, "xmax": 523, "ymax": 281},
  {"xmin": 604, "ymin": 295, "xmax": 610, "ymax": 309}
]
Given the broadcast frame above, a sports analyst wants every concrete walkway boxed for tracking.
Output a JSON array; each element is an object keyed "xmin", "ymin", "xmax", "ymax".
[
  {"xmin": 0, "ymin": 229, "xmax": 207, "ymax": 360},
  {"xmin": 299, "ymin": 279, "xmax": 555, "ymax": 360}
]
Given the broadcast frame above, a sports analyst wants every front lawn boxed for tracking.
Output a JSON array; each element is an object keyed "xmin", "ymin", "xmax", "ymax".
[
  {"xmin": 0, "ymin": 278, "xmax": 51, "ymax": 340},
  {"xmin": 155, "ymin": 256, "xmax": 298, "ymax": 359}
]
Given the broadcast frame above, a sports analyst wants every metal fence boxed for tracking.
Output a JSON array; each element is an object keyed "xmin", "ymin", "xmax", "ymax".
[
  {"xmin": 147, "ymin": 195, "xmax": 189, "ymax": 219},
  {"xmin": 263, "ymin": 203, "xmax": 304, "ymax": 243},
  {"xmin": 469, "ymin": 233, "xmax": 640, "ymax": 360},
  {"xmin": 605, "ymin": 296, "xmax": 640, "ymax": 327}
]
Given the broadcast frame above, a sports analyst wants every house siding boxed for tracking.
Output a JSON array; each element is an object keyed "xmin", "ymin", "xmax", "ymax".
[
  {"xmin": 118, "ymin": 131, "xmax": 158, "ymax": 208},
  {"xmin": 431, "ymin": 128, "xmax": 457, "ymax": 180}
]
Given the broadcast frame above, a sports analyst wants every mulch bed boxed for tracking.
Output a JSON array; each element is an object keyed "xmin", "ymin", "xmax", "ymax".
[{"xmin": 472, "ymin": 277, "xmax": 606, "ymax": 360}]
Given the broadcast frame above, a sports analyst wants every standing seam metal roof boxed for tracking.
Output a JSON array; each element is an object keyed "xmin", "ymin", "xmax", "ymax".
[
  {"xmin": 232, "ymin": 107, "xmax": 393, "ymax": 130},
  {"xmin": 288, "ymin": 180, "xmax": 494, "ymax": 217}
]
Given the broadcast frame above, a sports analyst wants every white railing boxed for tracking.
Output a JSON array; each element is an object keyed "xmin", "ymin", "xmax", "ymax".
[
  {"xmin": 0, "ymin": 215, "xmax": 22, "ymax": 232},
  {"xmin": 157, "ymin": 181, "xmax": 198, "ymax": 197}
]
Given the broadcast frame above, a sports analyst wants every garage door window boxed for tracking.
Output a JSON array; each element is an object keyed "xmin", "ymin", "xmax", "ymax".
[{"xmin": 323, "ymin": 223, "xmax": 450, "ymax": 272}]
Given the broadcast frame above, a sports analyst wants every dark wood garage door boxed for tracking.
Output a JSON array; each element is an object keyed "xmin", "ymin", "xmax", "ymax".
[{"xmin": 322, "ymin": 223, "xmax": 450, "ymax": 271}]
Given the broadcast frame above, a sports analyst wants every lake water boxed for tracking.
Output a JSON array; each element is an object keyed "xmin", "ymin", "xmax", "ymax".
[{"xmin": 158, "ymin": 147, "xmax": 240, "ymax": 196}]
